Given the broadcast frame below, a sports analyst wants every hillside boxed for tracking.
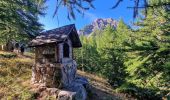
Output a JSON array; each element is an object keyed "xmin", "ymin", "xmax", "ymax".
[{"xmin": 0, "ymin": 51, "xmax": 134, "ymax": 100}]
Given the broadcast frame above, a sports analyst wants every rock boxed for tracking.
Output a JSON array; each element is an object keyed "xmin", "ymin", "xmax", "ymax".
[
  {"xmin": 65, "ymin": 83, "xmax": 87, "ymax": 100},
  {"xmin": 61, "ymin": 60, "xmax": 77, "ymax": 87},
  {"xmin": 58, "ymin": 90, "xmax": 76, "ymax": 100},
  {"xmin": 58, "ymin": 61, "xmax": 88, "ymax": 100},
  {"xmin": 38, "ymin": 85, "xmax": 46, "ymax": 92},
  {"xmin": 31, "ymin": 59, "xmax": 89, "ymax": 100},
  {"xmin": 57, "ymin": 76, "xmax": 89, "ymax": 100},
  {"xmin": 74, "ymin": 76, "xmax": 88, "ymax": 85},
  {"xmin": 46, "ymin": 88, "xmax": 60, "ymax": 95},
  {"xmin": 78, "ymin": 18, "xmax": 117, "ymax": 36},
  {"xmin": 74, "ymin": 76, "xmax": 92, "ymax": 99},
  {"xmin": 52, "ymin": 69, "xmax": 62, "ymax": 88},
  {"xmin": 74, "ymin": 76, "xmax": 91, "ymax": 90},
  {"xmin": 31, "ymin": 65, "xmax": 36, "ymax": 84}
]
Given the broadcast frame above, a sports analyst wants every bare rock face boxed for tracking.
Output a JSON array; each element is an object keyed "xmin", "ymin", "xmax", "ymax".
[{"xmin": 78, "ymin": 18, "xmax": 117, "ymax": 36}]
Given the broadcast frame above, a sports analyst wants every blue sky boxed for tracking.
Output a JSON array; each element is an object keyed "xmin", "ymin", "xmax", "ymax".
[{"xmin": 39, "ymin": 0, "xmax": 136, "ymax": 30}]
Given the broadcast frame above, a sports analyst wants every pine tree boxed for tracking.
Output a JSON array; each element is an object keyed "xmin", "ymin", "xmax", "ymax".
[
  {"xmin": 95, "ymin": 22, "xmax": 131, "ymax": 86},
  {"xmin": 0, "ymin": 0, "xmax": 46, "ymax": 44}
]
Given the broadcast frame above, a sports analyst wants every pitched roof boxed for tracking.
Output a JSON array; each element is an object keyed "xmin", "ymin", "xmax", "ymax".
[{"xmin": 28, "ymin": 24, "xmax": 82, "ymax": 47}]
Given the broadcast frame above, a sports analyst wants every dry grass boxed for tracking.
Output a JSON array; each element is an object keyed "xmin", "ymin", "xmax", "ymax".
[{"xmin": 0, "ymin": 52, "xmax": 34, "ymax": 99}]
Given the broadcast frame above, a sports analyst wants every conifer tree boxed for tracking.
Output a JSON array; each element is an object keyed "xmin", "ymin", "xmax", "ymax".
[
  {"xmin": 124, "ymin": 2, "xmax": 170, "ymax": 96},
  {"xmin": 0, "ymin": 0, "xmax": 46, "ymax": 44}
]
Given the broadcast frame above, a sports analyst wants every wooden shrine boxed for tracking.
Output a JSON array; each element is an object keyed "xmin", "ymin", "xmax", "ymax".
[{"xmin": 28, "ymin": 24, "xmax": 82, "ymax": 88}]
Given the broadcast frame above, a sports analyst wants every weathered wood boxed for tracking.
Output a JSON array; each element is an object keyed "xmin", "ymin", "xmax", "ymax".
[{"xmin": 28, "ymin": 24, "xmax": 82, "ymax": 47}]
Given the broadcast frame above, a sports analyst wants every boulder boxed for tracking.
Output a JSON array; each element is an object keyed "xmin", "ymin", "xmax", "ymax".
[
  {"xmin": 57, "ymin": 76, "xmax": 90, "ymax": 100},
  {"xmin": 64, "ymin": 82, "xmax": 87, "ymax": 100},
  {"xmin": 61, "ymin": 60, "xmax": 77, "ymax": 87},
  {"xmin": 58, "ymin": 90, "xmax": 76, "ymax": 100},
  {"xmin": 74, "ymin": 76, "xmax": 91, "ymax": 92},
  {"xmin": 46, "ymin": 88, "xmax": 60, "ymax": 95},
  {"xmin": 74, "ymin": 76, "xmax": 88, "ymax": 86}
]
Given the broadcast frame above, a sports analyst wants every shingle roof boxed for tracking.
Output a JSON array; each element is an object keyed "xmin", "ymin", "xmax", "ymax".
[{"xmin": 28, "ymin": 24, "xmax": 82, "ymax": 47}]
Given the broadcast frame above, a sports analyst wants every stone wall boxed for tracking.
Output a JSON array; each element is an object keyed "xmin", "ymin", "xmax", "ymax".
[
  {"xmin": 31, "ymin": 59, "xmax": 77, "ymax": 88},
  {"xmin": 31, "ymin": 63, "xmax": 62, "ymax": 88},
  {"xmin": 31, "ymin": 59, "xmax": 89, "ymax": 100}
]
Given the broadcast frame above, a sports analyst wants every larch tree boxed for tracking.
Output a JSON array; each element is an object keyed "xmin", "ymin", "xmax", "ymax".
[{"xmin": 0, "ymin": 0, "xmax": 46, "ymax": 44}]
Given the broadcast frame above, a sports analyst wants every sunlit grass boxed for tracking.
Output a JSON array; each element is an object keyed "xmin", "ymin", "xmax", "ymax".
[
  {"xmin": 0, "ymin": 51, "xmax": 34, "ymax": 99},
  {"xmin": 0, "ymin": 51, "xmax": 17, "ymax": 58}
]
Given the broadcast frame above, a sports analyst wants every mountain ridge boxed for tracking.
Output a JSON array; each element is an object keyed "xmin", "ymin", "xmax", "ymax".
[{"xmin": 78, "ymin": 18, "xmax": 118, "ymax": 36}]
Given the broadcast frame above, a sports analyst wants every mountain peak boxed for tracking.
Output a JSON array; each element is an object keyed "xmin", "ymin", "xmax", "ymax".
[
  {"xmin": 78, "ymin": 18, "xmax": 117, "ymax": 36},
  {"xmin": 94, "ymin": 18, "xmax": 114, "ymax": 22}
]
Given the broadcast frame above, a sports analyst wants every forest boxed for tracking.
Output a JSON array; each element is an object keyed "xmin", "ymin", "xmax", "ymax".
[
  {"xmin": 0, "ymin": 0, "xmax": 170, "ymax": 99},
  {"xmin": 74, "ymin": 8, "xmax": 170, "ymax": 99}
]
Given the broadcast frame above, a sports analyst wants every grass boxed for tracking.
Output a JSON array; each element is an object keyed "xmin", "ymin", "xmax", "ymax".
[
  {"xmin": 0, "ymin": 51, "xmax": 17, "ymax": 58},
  {"xmin": 0, "ymin": 52, "xmax": 34, "ymax": 99}
]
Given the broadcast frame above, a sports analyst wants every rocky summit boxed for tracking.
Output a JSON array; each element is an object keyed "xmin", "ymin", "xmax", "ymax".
[{"xmin": 78, "ymin": 18, "xmax": 117, "ymax": 36}]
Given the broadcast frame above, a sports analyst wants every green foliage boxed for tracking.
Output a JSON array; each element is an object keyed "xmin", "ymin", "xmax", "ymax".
[
  {"xmin": 75, "ymin": 21, "xmax": 131, "ymax": 87},
  {"xmin": 117, "ymin": 82, "xmax": 163, "ymax": 100},
  {"xmin": 74, "ymin": 35, "xmax": 101, "ymax": 72},
  {"xmin": 74, "ymin": 6, "xmax": 170, "ymax": 99},
  {"xmin": 0, "ymin": 0, "xmax": 46, "ymax": 44},
  {"xmin": 95, "ymin": 23, "xmax": 130, "ymax": 86},
  {"xmin": 123, "ymin": 6, "xmax": 170, "ymax": 99}
]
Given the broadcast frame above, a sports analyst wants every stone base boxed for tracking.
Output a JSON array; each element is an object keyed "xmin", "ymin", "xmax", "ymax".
[
  {"xmin": 31, "ymin": 60, "xmax": 89, "ymax": 100},
  {"xmin": 31, "ymin": 76, "xmax": 89, "ymax": 100}
]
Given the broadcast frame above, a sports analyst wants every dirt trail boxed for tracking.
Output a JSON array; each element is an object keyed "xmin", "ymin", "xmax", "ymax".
[{"xmin": 78, "ymin": 71, "xmax": 134, "ymax": 100}]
